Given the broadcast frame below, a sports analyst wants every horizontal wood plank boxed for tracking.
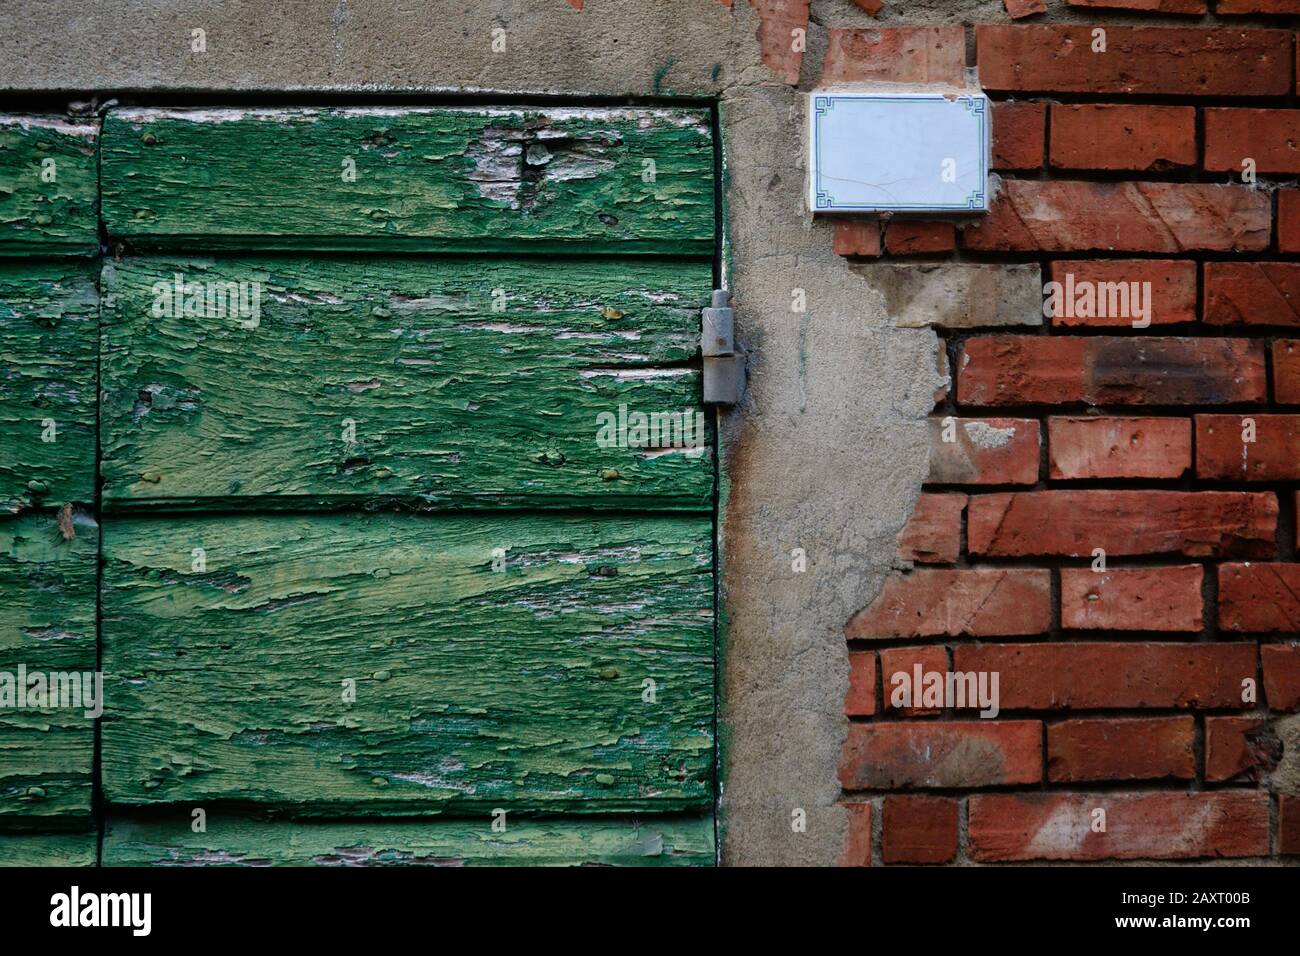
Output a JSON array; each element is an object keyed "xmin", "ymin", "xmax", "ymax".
[
  {"xmin": 0, "ymin": 511, "xmax": 98, "ymax": 820},
  {"xmin": 101, "ymin": 107, "xmax": 714, "ymax": 254},
  {"xmin": 100, "ymin": 256, "xmax": 712, "ymax": 510},
  {"xmin": 0, "ymin": 262, "xmax": 99, "ymax": 513},
  {"xmin": 104, "ymin": 815, "xmax": 713, "ymax": 866},
  {"xmin": 0, "ymin": 832, "xmax": 96, "ymax": 866},
  {"xmin": 101, "ymin": 513, "xmax": 714, "ymax": 814},
  {"xmin": 0, "ymin": 116, "xmax": 99, "ymax": 256}
]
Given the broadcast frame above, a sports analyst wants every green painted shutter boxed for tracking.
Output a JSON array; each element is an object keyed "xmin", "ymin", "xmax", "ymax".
[{"xmin": 91, "ymin": 106, "xmax": 717, "ymax": 865}]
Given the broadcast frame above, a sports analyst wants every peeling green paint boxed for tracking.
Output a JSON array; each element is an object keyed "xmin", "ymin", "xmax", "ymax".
[
  {"xmin": 101, "ymin": 512, "xmax": 714, "ymax": 814},
  {"xmin": 0, "ymin": 262, "xmax": 99, "ymax": 512},
  {"xmin": 0, "ymin": 116, "xmax": 99, "ymax": 256},
  {"xmin": 0, "ymin": 511, "xmax": 98, "ymax": 820},
  {"xmin": 101, "ymin": 107, "xmax": 715, "ymax": 255},
  {"xmin": 104, "ymin": 814, "xmax": 713, "ymax": 866},
  {"xmin": 0, "ymin": 831, "xmax": 96, "ymax": 866},
  {"xmin": 100, "ymin": 256, "xmax": 713, "ymax": 510}
]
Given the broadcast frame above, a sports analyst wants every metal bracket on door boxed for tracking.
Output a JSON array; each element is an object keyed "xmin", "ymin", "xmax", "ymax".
[{"xmin": 702, "ymin": 290, "xmax": 744, "ymax": 406}]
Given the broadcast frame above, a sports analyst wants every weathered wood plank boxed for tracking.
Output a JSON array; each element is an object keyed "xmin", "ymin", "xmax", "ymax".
[
  {"xmin": 0, "ymin": 262, "xmax": 99, "ymax": 513},
  {"xmin": 104, "ymin": 815, "xmax": 713, "ymax": 866},
  {"xmin": 100, "ymin": 256, "xmax": 712, "ymax": 510},
  {"xmin": 101, "ymin": 107, "xmax": 714, "ymax": 254},
  {"xmin": 0, "ymin": 511, "xmax": 98, "ymax": 820},
  {"xmin": 0, "ymin": 831, "xmax": 96, "ymax": 866},
  {"xmin": 0, "ymin": 116, "xmax": 99, "ymax": 256},
  {"xmin": 102, "ymin": 513, "xmax": 714, "ymax": 814}
]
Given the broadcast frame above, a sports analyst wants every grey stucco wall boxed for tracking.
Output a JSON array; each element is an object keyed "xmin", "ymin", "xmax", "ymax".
[{"xmin": 0, "ymin": 0, "xmax": 955, "ymax": 865}]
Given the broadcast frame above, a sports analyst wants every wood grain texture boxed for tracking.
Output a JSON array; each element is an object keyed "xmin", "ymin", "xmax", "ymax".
[
  {"xmin": 0, "ymin": 262, "xmax": 99, "ymax": 513},
  {"xmin": 101, "ymin": 513, "xmax": 714, "ymax": 814},
  {"xmin": 100, "ymin": 107, "xmax": 714, "ymax": 255},
  {"xmin": 0, "ymin": 831, "xmax": 96, "ymax": 866},
  {"xmin": 104, "ymin": 814, "xmax": 713, "ymax": 866},
  {"xmin": 0, "ymin": 116, "xmax": 99, "ymax": 256},
  {"xmin": 100, "ymin": 256, "xmax": 712, "ymax": 510},
  {"xmin": 0, "ymin": 511, "xmax": 98, "ymax": 820}
]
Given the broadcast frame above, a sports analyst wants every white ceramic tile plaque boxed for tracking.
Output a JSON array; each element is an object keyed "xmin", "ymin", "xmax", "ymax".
[{"xmin": 808, "ymin": 92, "xmax": 990, "ymax": 213}]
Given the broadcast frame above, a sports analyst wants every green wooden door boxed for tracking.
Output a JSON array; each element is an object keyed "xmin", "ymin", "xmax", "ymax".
[{"xmin": 0, "ymin": 106, "xmax": 717, "ymax": 866}]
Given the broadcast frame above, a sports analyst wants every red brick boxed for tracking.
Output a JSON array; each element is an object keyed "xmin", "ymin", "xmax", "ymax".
[
  {"xmin": 880, "ymin": 645, "xmax": 949, "ymax": 716},
  {"xmin": 1048, "ymin": 416, "xmax": 1191, "ymax": 480},
  {"xmin": 1275, "ymin": 340, "xmax": 1300, "ymax": 404},
  {"xmin": 1060, "ymin": 565, "xmax": 1203, "ymax": 632},
  {"xmin": 1223, "ymin": 566, "xmax": 1300, "ymax": 633},
  {"xmin": 1003, "ymin": 0, "xmax": 1046, "ymax": 17},
  {"xmin": 884, "ymin": 221, "xmax": 956, "ymax": 255},
  {"xmin": 852, "ymin": 0, "xmax": 883, "ymax": 13},
  {"xmin": 975, "ymin": 25, "xmax": 1291, "ymax": 97},
  {"xmin": 840, "ymin": 721, "xmax": 1042, "ymax": 790},
  {"xmin": 967, "ymin": 491, "xmax": 1277, "ymax": 559},
  {"xmin": 969, "ymin": 792, "xmax": 1269, "ymax": 861},
  {"xmin": 1281, "ymin": 796, "xmax": 1300, "ymax": 857},
  {"xmin": 1197, "ymin": 415, "xmax": 1300, "ymax": 480},
  {"xmin": 1206, "ymin": 109, "xmax": 1300, "ymax": 175},
  {"xmin": 821, "ymin": 26, "xmax": 965, "ymax": 86},
  {"xmin": 1280, "ymin": 189, "xmax": 1300, "ymax": 254},
  {"xmin": 1205, "ymin": 262, "xmax": 1300, "ymax": 328},
  {"xmin": 833, "ymin": 220, "xmax": 881, "ymax": 258},
  {"xmin": 844, "ymin": 568, "xmax": 1051, "ymax": 639},
  {"xmin": 1205, "ymin": 716, "xmax": 1278, "ymax": 783},
  {"xmin": 882, "ymin": 796, "xmax": 958, "ymax": 864},
  {"xmin": 928, "ymin": 416, "xmax": 1039, "ymax": 485},
  {"xmin": 1051, "ymin": 104, "xmax": 1195, "ymax": 172},
  {"xmin": 962, "ymin": 181, "xmax": 1270, "ymax": 253},
  {"xmin": 839, "ymin": 802, "xmax": 873, "ymax": 867},
  {"xmin": 897, "ymin": 493, "xmax": 965, "ymax": 565},
  {"xmin": 1262, "ymin": 643, "xmax": 1300, "ymax": 711},
  {"xmin": 957, "ymin": 336, "xmax": 1267, "ymax": 407},
  {"xmin": 952, "ymin": 642, "xmax": 1257, "ymax": 709},
  {"xmin": 1048, "ymin": 260, "xmax": 1196, "ymax": 328},
  {"xmin": 1067, "ymin": 0, "xmax": 1206, "ymax": 10},
  {"xmin": 1218, "ymin": 0, "xmax": 1300, "ymax": 14},
  {"xmin": 751, "ymin": 0, "xmax": 810, "ymax": 85},
  {"xmin": 845, "ymin": 651, "xmax": 877, "ymax": 717},
  {"xmin": 992, "ymin": 101, "xmax": 1046, "ymax": 170},
  {"xmin": 1048, "ymin": 717, "xmax": 1194, "ymax": 782}
]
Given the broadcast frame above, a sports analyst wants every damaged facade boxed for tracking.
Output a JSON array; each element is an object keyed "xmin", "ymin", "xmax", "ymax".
[{"xmin": 1, "ymin": 0, "xmax": 1298, "ymax": 868}]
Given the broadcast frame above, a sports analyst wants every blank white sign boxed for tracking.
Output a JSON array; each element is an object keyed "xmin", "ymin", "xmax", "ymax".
[{"xmin": 808, "ymin": 92, "xmax": 990, "ymax": 214}]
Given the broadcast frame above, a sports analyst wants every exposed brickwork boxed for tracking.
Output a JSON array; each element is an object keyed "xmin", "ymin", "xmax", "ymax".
[
  {"xmin": 884, "ymin": 221, "xmax": 956, "ymax": 255},
  {"xmin": 840, "ymin": 721, "xmax": 1042, "ymax": 789},
  {"xmin": 845, "ymin": 568, "xmax": 1051, "ymax": 638},
  {"xmin": 1048, "ymin": 260, "xmax": 1196, "ymax": 327},
  {"xmin": 1047, "ymin": 416, "xmax": 1191, "ymax": 479},
  {"xmin": 991, "ymin": 101, "xmax": 1045, "ymax": 170},
  {"xmin": 838, "ymin": 14, "xmax": 1299, "ymax": 867},
  {"xmin": 821, "ymin": 26, "xmax": 965, "ymax": 87},
  {"xmin": 951, "ymin": 642, "xmax": 1255, "ymax": 709},
  {"xmin": 1059, "ymin": 565, "xmax": 1202, "ymax": 632},
  {"xmin": 927, "ymin": 416, "xmax": 1040, "ymax": 485},
  {"xmin": 1047, "ymin": 717, "xmax": 1195, "ymax": 782},
  {"xmin": 975, "ymin": 25, "xmax": 1291, "ymax": 96},
  {"xmin": 896, "ymin": 492, "xmax": 965, "ymax": 564},
  {"xmin": 1050, "ymin": 104, "xmax": 1196, "ymax": 172},
  {"xmin": 969, "ymin": 792, "xmax": 1269, "ymax": 861},
  {"xmin": 882, "ymin": 796, "xmax": 958, "ymax": 863}
]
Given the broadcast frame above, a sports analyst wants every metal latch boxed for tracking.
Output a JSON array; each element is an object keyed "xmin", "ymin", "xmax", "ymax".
[{"xmin": 702, "ymin": 289, "xmax": 744, "ymax": 406}]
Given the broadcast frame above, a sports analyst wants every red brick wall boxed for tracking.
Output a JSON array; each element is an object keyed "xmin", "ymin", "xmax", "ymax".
[{"xmin": 834, "ymin": 12, "xmax": 1300, "ymax": 865}]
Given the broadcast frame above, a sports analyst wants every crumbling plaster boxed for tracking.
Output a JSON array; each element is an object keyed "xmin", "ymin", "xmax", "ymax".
[{"xmin": 0, "ymin": 0, "xmax": 1045, "ymax": 865}]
